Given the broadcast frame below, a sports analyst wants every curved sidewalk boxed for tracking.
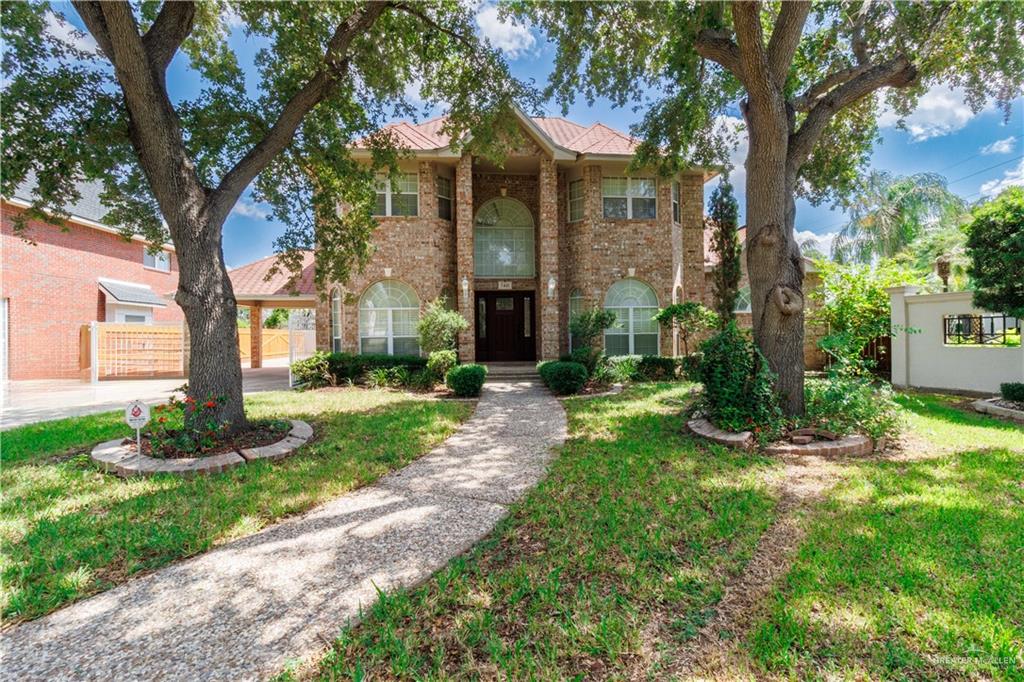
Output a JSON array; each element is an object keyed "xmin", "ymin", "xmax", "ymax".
[{"xmin": 1, "ymin": 379, "xmax": 566, "ymax": 681}]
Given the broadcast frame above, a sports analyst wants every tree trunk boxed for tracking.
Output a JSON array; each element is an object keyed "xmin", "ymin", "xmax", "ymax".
[
  {"xmin": 173, "ymin": 218, "xmax": 247, "ymax": 431},
  {"xmin": 743, "ymin": 100, "xmax": 806, "ymax": 417}
]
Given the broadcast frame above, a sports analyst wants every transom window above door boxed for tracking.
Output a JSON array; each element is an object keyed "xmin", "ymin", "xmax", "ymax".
[{"xmin": 474, "ymin": 198, "xmax": 535, "ymax": 278}]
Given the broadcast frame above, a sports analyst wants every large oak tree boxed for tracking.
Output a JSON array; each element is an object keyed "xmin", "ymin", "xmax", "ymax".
[
  {"xmin": 517, "ymin": 0, "xmax": 1024, "ymax": 415},
  {"xmin": 2, "ymin": 0, "xmax": 530, "ymax": 429}
]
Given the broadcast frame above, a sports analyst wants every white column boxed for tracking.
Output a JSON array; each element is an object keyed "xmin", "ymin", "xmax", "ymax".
[{"xmin": 886, "ymin": 285, "xmax": 920, "ymax": 388}]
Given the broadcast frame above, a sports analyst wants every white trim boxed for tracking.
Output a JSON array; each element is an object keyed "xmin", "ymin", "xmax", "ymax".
[{"xmin": 2, "ymin": 197, "xmax": 176, "ymax": 251}]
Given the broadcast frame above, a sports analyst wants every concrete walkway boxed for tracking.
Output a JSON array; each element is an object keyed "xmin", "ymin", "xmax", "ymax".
[
  {"xmin": 1, "ymin": 379, "xmax": 566, "ymax": 681},
  {"xmin": 0, "ymin": 367, "xmax": 291, "ymax": 430}
]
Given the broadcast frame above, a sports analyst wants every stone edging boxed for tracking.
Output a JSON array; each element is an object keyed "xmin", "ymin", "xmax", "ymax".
[
  {"xmin": 91, "ymin": 419, "xmax": 313, "ymax": 478},
  {"xmin": 972, "ymin": 398, "xmax": 1024, "ymax": 423},
  {"xmin": 686, "ymin": 417, "xmax": 874, "ymax": 456}
]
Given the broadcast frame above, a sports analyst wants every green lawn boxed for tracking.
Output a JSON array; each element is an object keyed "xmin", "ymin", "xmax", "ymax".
[
  {"xmin": 313, "ymin": 383, "xmax": 781, "ymax": 680},
  {"xmin": 745, "ymin": 392, "xmax": 1024, "ymax": 680},
  {"xmin": 1, "ymin": 389, "xmax": 473, "ymax": 623}
]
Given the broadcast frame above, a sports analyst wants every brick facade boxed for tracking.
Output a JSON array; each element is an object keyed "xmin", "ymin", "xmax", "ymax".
[
  {"xmin": 315, "ymin": 150, "xmax": 710, "ymax": 361},
  {"xmin": 1, "ymin": 202, "xmax": 182, "ymax": 380}
]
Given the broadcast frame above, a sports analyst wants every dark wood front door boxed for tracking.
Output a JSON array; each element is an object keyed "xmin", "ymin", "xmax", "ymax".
[{"xmin": 475, "ymin": 292, "xmax": 536, "ymax": 362}]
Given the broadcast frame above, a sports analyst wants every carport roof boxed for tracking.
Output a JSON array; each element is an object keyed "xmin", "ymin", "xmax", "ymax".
[{"xmin": 228, "ymin": 251, "xmax": 317, "ymax": 306}]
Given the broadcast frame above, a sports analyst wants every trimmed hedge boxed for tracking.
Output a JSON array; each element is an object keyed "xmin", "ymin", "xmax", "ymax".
[
  {"xmin": 537, "ymin": 360, "xmax": 588, "ymax": 395},
  {"xmin": 1002, "ymin": 382, "xmax": 1024, "ymax": 403},
  {"xmin": 446, "ymin": 364, "xmax": 487, "ymax": 397},
  {"xmin": 290, "ymin": 351, "xmax": 427, "ymax": 387}
]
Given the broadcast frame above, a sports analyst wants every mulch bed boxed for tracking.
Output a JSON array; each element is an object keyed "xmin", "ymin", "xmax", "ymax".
[{"xmin": 123, "ymin": 419, "xmax": 290, "ymax": 459}]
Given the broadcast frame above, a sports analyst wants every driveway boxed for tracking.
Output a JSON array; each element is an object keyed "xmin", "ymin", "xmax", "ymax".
[{"xmin": 0, "ymin": 368, "xmax": 291, "ymax": 430}]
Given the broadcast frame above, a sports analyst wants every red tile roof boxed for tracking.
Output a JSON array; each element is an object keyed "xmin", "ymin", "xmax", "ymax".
[
  {"xmin": 228, "ymin": 251, "xmax": 316, "ymax": 298},
  {"xmin": 366, "ymin": 115, "xmax": 642, "ymax": 156}
]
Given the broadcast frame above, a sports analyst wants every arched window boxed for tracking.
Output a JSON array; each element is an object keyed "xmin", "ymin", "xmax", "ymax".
[
  {"xmin": 568, "ymin": 289, "xmax": 584, "ymax": 351},
  {"xmin": 604, "ymin": 279, "xmax": 659, "ymax": 356},
  {"xmin": 359, "ymin": 281, "xmax": 420, "ymax": 356},
  {"xmin": 474, "ymin": 198, "xmax": 535, "ymax": 278},
  {"xmin": 330, "ymin": 287, "xmax": 343, "ymax": 352}
]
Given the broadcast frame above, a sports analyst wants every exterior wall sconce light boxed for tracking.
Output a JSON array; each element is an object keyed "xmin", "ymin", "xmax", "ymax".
[
  {"xmin": 547, "ymin": 275, "xmax": 556, "ymax": 300},
  {"xmin": 500, "ymin": 186, "xmax": 508, "ymax": 196},
  {"xmin": 627, "ymin": 267, "xmax": 636, "ymax": 277},
  {"xmin": 383, "ymin": 267, "xmax": 392, "ymax": 277},
  {"xmin": 461, "ymin": 275, "xmax": 470, "ymax": 300}
]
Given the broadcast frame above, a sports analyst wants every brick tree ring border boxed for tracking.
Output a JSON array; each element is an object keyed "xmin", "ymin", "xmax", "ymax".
[
  {"xmin": 90, "ymin": 419, "xmax": 314, "ymax": 478},
  {"xmin": 686, "ymin": 417, "xmax": 874, "ymax": 456},
  {"xmin": 972, "ymin": 398, "xmax": 1024, "ymax": 423}
]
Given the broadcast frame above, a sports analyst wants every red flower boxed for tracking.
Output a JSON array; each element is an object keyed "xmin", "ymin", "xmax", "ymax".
[
  {"xmin": 158, "ymin": 416, "xmax": 167, "ymax": 423},
  {"xmin": 204, "ymin": 400, "xmax": 217, "ymax": 408},
  {"xmin": 185, "ymin": 396, "xmax": 196, "ymax": 404}
]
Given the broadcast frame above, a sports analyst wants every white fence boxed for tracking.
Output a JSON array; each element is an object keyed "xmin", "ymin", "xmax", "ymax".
[{"xmin": 888, "ymin": 287, "xmax": 1023, "ymax": 394}]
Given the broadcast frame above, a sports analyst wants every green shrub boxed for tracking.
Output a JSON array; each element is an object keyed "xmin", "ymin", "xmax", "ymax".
[
  {"xmin": 407, "ymin": 369, "xmax": 437, "ymax": 392},
  {"xmin": 801, "ymin": 377, "xmax": 903, "ymax": 441},
  {"xmin": 426, "ymin": 350, "xmax": 457, "ymax": 381},
  {"xmin": 654, "ymin": 302, "xmax": 719, "ymax": 356},
  {"xmin": 1001, "ymin": 382, "xmax": 1024, "ymax": 403},
  {"xmin": 569, "ymin": 310, "xmax": 617, "ymax": 349},
  {"xmin": 446, "ymin": 364, "xmax": 487, "ymax": 397},
  {"xmin": 327, "ymin": 353, "xmax": 427, "ymax": 382},
  {"xmin": 605, "ymin": 355, "xmax": 677, "ymax": 382},
  {"xmin": 606, "ymin": 355, "xmax": 641, "ymax": 382},
  {"xmin": 417, "ymin": 297, "xmax": 469, "ymax": 354},
  {"xmin": 569, "ymin": 346, "xmax": 600, "ymax": 375},
  {"xmin": 290, "ymin": 351, "xmax": 334, "ymax": 388},
  {"xmin": 366, "ymin": 366, "xmax": 412, "ymax": 389},
  {"xmin": 365, "ymin": 367, "xmax": 392, "ymax": 389},
  {"xmin": 680, "ymin": 352, "xmax": 703, "ymax": 382},
  {"xmin": 590, "ymin": 362, "xmax": 616, "ymax": 387},
  {"xmin": 636, "ymin": 355, "xmax": 677, "ymax": 381},
  {"xmin": 697, "ymin": 322, "xmax": 783, "ymax": 440},
  {"xmin": 538, "ymin": 361, "xmax": 588, "ymax": 395}
]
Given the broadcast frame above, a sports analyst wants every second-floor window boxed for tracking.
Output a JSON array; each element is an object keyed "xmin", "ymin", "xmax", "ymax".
[
  {"xmin": 373, "ymin": 173, "xmax": 418, "ymax": 217},
  {"xmin": 568, "ymin": 178, "xmax": 584, "ymax": 222},
  {"xmin": 436, "ymin": 176, "xmax": 452, "ymax": 220},
  {"xmin": 143, "ymin": 249, "xmax": 171, "ymax": 272},
  {"xmin": 602, "ymin": 177, "xmax": 656, "ymax": 219}
]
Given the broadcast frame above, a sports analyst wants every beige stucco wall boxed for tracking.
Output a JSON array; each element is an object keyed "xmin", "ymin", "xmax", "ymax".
[{"xmin": 889, "ymin": 287, "xmax": 1023, "ymax": 394}]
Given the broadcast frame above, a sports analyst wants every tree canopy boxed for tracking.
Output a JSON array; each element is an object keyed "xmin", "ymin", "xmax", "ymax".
[
  {"xmin": 2, "ymin": 1, "xmax": 533, "ymax": 290},
  {"xmin": 965, "ymin": 187, "xmax": 1024, "ymax": 317}
]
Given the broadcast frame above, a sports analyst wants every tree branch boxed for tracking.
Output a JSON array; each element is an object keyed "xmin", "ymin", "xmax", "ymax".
[
  {"xmin": 210, "ymin": 2, "xmax": 388, "ymax": 222},
  {"xmin": 392, "ymin": 2, "xmax": 474, "ymax": 49},
  {"xmin": 71, "ymin": 1, "xmax": 115, "ymax": 59},
  {"xmin": 767, "ymin": 1, "xmax": 810, "ymax": 89},
  {"xmin": 789, "ymin": 55, "xmax": 917, "ymax": 170},
  {"xmin": 732, "ymin": 1, "xmax": 774, "ymax": 103},
  {"xmin": 694, "ymin": 28, "xmax": 743, "ymax": 80},
  {"xmin": 142, "ymin": 1, "xmax": 196, "ymax": 74},
  {"xmin": 792, "ymin": 64, "xmax": 871, "ymax": 111}
]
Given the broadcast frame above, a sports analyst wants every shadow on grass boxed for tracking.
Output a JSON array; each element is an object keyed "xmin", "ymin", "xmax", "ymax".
[
  {"xmin": 746, "ymin": 445, "xmax": 1024, "ymax": 680},
  {"xmin": 1, "ymin": 396, "xmax": 471, "ymax": 622},
  {"xmin": 314, "ymin": 383, "xmax": 782, "ymax": 681}
]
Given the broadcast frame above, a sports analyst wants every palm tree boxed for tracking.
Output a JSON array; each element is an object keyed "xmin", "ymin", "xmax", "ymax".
[{"xmin": 831, "ymin": 171, "xmax": 967, "ymax": 263}]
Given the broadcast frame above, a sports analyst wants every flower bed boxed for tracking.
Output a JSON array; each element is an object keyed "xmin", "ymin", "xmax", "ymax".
[
  {"xmin": 92, "ymin": 419, "xmax": 313, "ymax": 477},
  {"xmin": 686, "ymin": 417, "xmax": 874, "ymax": 456},
  {"xmin": 972, "ymin": 397, "xmax": 1024, "ymax": 423}
]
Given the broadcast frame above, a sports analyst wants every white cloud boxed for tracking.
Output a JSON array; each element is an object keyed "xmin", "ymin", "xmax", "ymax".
[
  {"xmin": 795, "ymin": 229, "xmax": 838, "ymax": 257},
  {"xmin": 877, "ymin": 85, "xmax": 992, "ymax": 141},
  {"xmin": 476, "ymin": 5, "xmax": 535, "ymax": 58},
  {"xmin": 979, "ymin": 158, "xmax": 1024, "ymax": 197},
  {"xmin": 45, "ymin": 11, "xmax": 98, "ymax": 54},
  {"xmin": 980, "ymin": 136, "xmax": 1016, "ymax": 155},
  {"xmin": 232, "ymin": 200, "xmax": 268, "ymax": 220}
]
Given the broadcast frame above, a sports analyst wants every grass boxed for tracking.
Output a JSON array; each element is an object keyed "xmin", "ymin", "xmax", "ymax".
[
  {"xmin": 312, "ymin": 383, "xmax": 781, "ymax": 680},
  {"xmin": 745, "ymin": 391, "xmax": 1024, "ymax": 680},
  {"xmin": 0, "ymin": 388, "xmax": 473, "ymax": 623}
]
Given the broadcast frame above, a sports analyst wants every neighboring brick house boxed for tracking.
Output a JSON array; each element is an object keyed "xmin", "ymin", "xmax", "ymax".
[
  {"xmin": 1, "ymin": 182, "xmax": 182, "ymax": 380},
  {"xmin": 702, "ymin": 225, "xmax": 828, "ymax": 370},
  {"xmin": 311, "ymin": 109, "xmax": 715, "ymax": 362}
]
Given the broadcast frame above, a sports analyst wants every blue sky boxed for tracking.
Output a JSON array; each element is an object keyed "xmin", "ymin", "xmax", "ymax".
[{"xmin": 51, "ymin": 4, "xmax": 1024, "ymax": 268}]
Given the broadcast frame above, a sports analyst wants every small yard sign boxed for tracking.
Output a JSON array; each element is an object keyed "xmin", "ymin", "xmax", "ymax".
[{"xmin": 125, "ymin": 400, "xmax": 150, "ymax": 473}]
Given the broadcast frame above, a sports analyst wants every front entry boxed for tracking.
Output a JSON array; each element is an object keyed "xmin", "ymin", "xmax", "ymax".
[{"xmin": 475, "ymin": 292, "xmax": 536, "ymax": 362}]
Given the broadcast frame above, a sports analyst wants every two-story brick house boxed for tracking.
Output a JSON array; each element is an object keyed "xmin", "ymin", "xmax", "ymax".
[
  {"xmin": 314, "ymin": 109, "xmax": 714, "ymax": 362},
  {"xmin": 1, "ymin": 181, "xmax": 182, "ymax": 380}
]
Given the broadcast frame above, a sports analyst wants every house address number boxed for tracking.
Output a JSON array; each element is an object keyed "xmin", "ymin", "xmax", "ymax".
[{"xmin": 497, "ymin": 281, "xmax": 513, "ymax": 290}]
